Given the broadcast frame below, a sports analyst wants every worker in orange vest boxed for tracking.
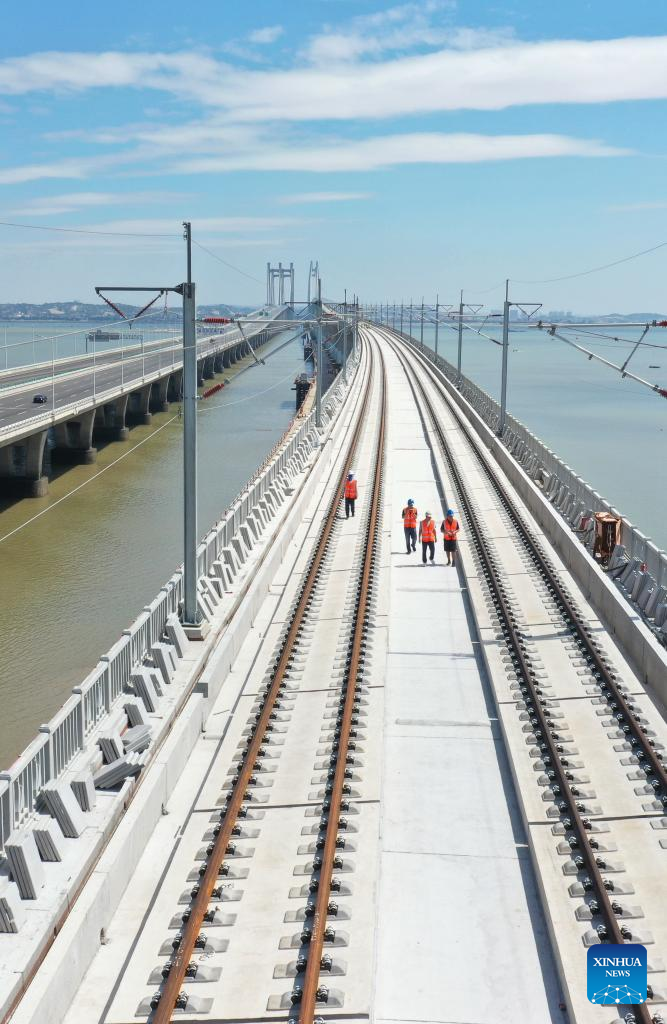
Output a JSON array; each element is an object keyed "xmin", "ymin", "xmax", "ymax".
[
  {"xmin": 344, "ymin": 472, "xmax": 358, "ymax": 519},
  {"xmin": 401, "ymin": 499, "xmax": 418, "ymax": 554},
  {"xmin": 419, "ymin": 511, "xmax": 436, "ymax": 565},
  {"xmin": 440, "ymin": 508, "xmax": 460, "ymax": 566}
]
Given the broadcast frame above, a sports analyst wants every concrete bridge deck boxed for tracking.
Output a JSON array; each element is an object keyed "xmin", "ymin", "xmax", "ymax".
[
  {"xmin": 1, "ymin": 326, "xmax": 666, "ymax": 1024},
  {"xmin": 0, "ymin": 306, "xmax": 289, "ymax": 495}
]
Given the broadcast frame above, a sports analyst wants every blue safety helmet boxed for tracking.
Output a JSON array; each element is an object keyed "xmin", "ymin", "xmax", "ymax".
[
  {"xmin": 407, "ymin": 499, "xmax": 414, "ymax": 506},
  {"xmin": 446, "ymin": 509, "xmax": 454, "ymax": 516}
]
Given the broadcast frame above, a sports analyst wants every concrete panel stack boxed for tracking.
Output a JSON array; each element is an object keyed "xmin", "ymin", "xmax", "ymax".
[
  {"xmin": 98, "ymin": 732, "xmax": 123, "ymax": 764},
  {"xmin": 130, "ymin": 668, "xmax": 159, "ymax": 713},
  {"xmin": 124, "ymin": 699, "xmax": 148, "ymax": 728},
  {"xmin": 41, "ymin": 781, "xmax": 86, "ymax": 838},
  {"xmin": 0, "ymin": 880, "xmax": 26, "ymax": 932},
  {"xmin": 33, "ymin": 818, "xmax": 63, "ymax": 862},
  {"xmin": 165, "ymin": 614, "xmax": 189, "ymax": 658},
  {"xmin": 5, "ymin": 832, "xmax": 45, "ymax": 899},
  {"xmin": 151, "ymin": 643, "xmax": 176, "ymax": 685},
  {"xmin": 71, "ymin": 772, "xmax": 96, "ymax": 812},
  {"xmin": 94, "ymin": 752, "xmax": 147, "ymax": 790},
  {"xmin": 122, "ymin": 725, "xmax": 151, "ymax": 754}
]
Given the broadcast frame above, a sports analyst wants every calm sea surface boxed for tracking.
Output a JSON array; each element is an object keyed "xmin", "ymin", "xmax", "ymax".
[
  {"xmin": 0, "ymin": 328, "xmax": 307, "ymax": 765},
  {"xmin": 0, "ymin": 319, "xmax": 178, "ymax": 369}
]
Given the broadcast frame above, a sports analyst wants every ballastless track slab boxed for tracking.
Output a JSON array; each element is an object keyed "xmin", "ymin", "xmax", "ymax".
[{"xmin": 48, "ymin": 326, "xmax": 667, "ymax": 1024}]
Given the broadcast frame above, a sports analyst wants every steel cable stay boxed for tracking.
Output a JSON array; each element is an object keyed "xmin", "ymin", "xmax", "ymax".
[{"xmin": 191, "ymin": 239, "xmax": 265, "ymax": 286}]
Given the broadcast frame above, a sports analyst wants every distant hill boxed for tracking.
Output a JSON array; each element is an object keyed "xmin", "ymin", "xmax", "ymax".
[
  {"xmin": 535, "ymin": 311, "xmax": 667, "ymax": 323},
  {"xmin": 0, "ymin": 301, "xmax": 256, "ymax": 322}
]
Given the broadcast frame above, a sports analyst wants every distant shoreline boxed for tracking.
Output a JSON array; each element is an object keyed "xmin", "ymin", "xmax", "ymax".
[{"xmin": 0, "ymin": 301, "xmax": 254, "ymax": 323}]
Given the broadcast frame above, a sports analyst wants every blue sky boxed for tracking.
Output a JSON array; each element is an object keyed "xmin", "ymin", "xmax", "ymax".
[{"xmin": 1, "ymin": 0, "xmax": 667, "ymax": 311}]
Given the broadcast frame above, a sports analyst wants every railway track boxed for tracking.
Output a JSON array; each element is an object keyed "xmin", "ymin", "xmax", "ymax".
[
  {"xmin": 118, "ymin": 334, "xmax": 387, "ymax": 1023},
  {"xmin": 375, "ymin": 323, "xmax": 667, "ymax": 1023},
  {"xmin": 51, "ymin": 322, "xmax": 666, "ymax": 1023}
]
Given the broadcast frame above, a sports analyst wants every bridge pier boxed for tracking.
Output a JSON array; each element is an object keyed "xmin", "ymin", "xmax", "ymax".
[
  {"xmin": 94, "ymin": 393, "xmax": 129, "ymax": 442},
  {"xmin": 0, "ymin": 431, "xmax": 49, "ymax": 496},
  {"xmin": 51, "ymin": 409, "xmax": 97, "ymax": 464},
  {"xmin": 128, "ymin": 384, "xmax": 152, "ymax": 425},
  {"xmin": 94, "ymin": 395, "xmax": 129, "ymax": 442},
  {"xmin": 213, "ymin": 353, "xmax": 225, "ymax": 373},
  {"xmin": 151, "ymin": 376, "xmax": 170, "ymax": 413},
  {"xmin": 201, "ymin": 356, "xmax": 216, "ymax": 380},
  {"xmin": 222, "ymin": 350, "xmax": 231, "ymax": 369},
  {"xmin": 168, "ymin": 370, "xmax": 182, "ymax": 402}
]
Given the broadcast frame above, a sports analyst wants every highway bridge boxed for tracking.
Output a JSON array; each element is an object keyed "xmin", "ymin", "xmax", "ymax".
[
  {"xmin": 0, "ymin": 307, "xmax": 288, "ymax": 496},
  {"xmin": 1, "ymin": 323, "xmax": 667, "ymax": 1024}
]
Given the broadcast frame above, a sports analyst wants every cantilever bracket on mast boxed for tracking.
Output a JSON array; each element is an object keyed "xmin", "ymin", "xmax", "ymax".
[
  {"xmin": 515, "ymin": 303, "xmax": 542, "ymax": 319},
  {"xmin": 95, "ymin": 285, "xmax": 182, "ymax": 324}
]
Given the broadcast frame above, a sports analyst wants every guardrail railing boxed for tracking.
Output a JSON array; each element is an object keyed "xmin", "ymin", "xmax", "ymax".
[
  {"xmin": 0, "ymin": 310, "xmax": 286, "ymax": 442},
  {"xmin": 0, "ymin": 339, "xmax": 358, "ymax": 851}
]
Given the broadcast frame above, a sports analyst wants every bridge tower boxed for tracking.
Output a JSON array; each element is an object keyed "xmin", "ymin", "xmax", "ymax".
[
  {"xmin": 307, "ymin": 260, "xmax": 320, "ymax": 307},
  {"xmin": 266, "ymin": 263, "xmax": 294, "ymax": 307}
]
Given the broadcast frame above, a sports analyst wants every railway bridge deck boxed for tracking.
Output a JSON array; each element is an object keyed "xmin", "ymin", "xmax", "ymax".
[{"xmin": 2, "ymin": 327, "xmax": 666, "ymax": 1024}]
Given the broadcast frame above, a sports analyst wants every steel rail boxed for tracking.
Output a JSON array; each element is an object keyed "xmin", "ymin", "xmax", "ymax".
[
  {"xmin": 394, "ymin": 328, "xmax": 667, "ymax": 800},
  {"xmin": 383, "ymin": 327, "xmax": 654, "ymax": 1024},
  {"xmin": 151, "ymin": 339, "xmax": 378, "ymax": 1023},
  {"xmin": 297, "ymin": 340, "xmax": 386, "ymax": 1023}
]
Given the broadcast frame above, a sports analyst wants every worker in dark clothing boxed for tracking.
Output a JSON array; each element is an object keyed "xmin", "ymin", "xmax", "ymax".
[
  {"xmin": 440, "ymin": 509, "xmax": 460, "ymax": 566},
  {"xmin": 401, "ymin": 499, "xmax": 418, "ymax": 554},
  {"xmin": 344, "ymin": 473, "xmax": 357, "ymax": 518},
  {"xmin": 419, "ymin": 511, "xmax": 436, "ymax": 565}
]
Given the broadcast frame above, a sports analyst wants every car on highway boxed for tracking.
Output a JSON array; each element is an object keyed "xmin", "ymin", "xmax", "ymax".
[{"xmin": 32, "ymin": 393, "xmax": 48, "ymax": 404}]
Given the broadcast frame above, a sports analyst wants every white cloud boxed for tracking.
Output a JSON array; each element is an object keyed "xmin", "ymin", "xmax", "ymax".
[
  {"xmin": 210, "ymin": 36, "xmax": 667, "ymax": 122},
  {"xmin": 7, "ymin": 190, "xmax": 190, "ymax": 216},
  {"xmin": 75, "ymin": 216, "xmax": 299, "ymax": 234},
  {"xmin": 0, "ymin": 50, "xmax": 217, "ymax": 96},
  {"xmin": 301, "ymin": 2, "xmax": 509, "ymax": 63},
  {"xmin": 278, "ymin": 191, "xmax": 372, "ymax": 204},
  {"xmin": 0, "ymin": 30, "xmax": 655, "ymax": 191},
  {"xmin": 0, "ymin": 36, "xmax": 667, "ymax": 121},
  {"xmin": 0, "ymin": 130, "xmax": 626, "ymax": 188},
  {"xmin": 176, "ymin": 132, "xmax": 627, "ymax": 174},
  {"xmin": 0, "ymin": 157, "xmax": 95, "ymax": 185},
  {"xmin": 248, "ymin": 26, "xmax": 284, "ymax": 45}
]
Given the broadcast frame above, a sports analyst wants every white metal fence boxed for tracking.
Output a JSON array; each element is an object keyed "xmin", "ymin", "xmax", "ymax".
[
  {"xmin": 0, "ymin": 342, "xmax": 355, "ymax": 852},
  {"xmin": 0, "ymin": 309, "xmax": 286, "ymax": 445}
]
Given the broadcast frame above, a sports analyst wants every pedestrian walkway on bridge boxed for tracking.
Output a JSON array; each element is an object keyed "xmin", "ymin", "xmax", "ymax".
[{"xmin": 373, "ymin": 344, "xmax": 563, "ymax": 1022}]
